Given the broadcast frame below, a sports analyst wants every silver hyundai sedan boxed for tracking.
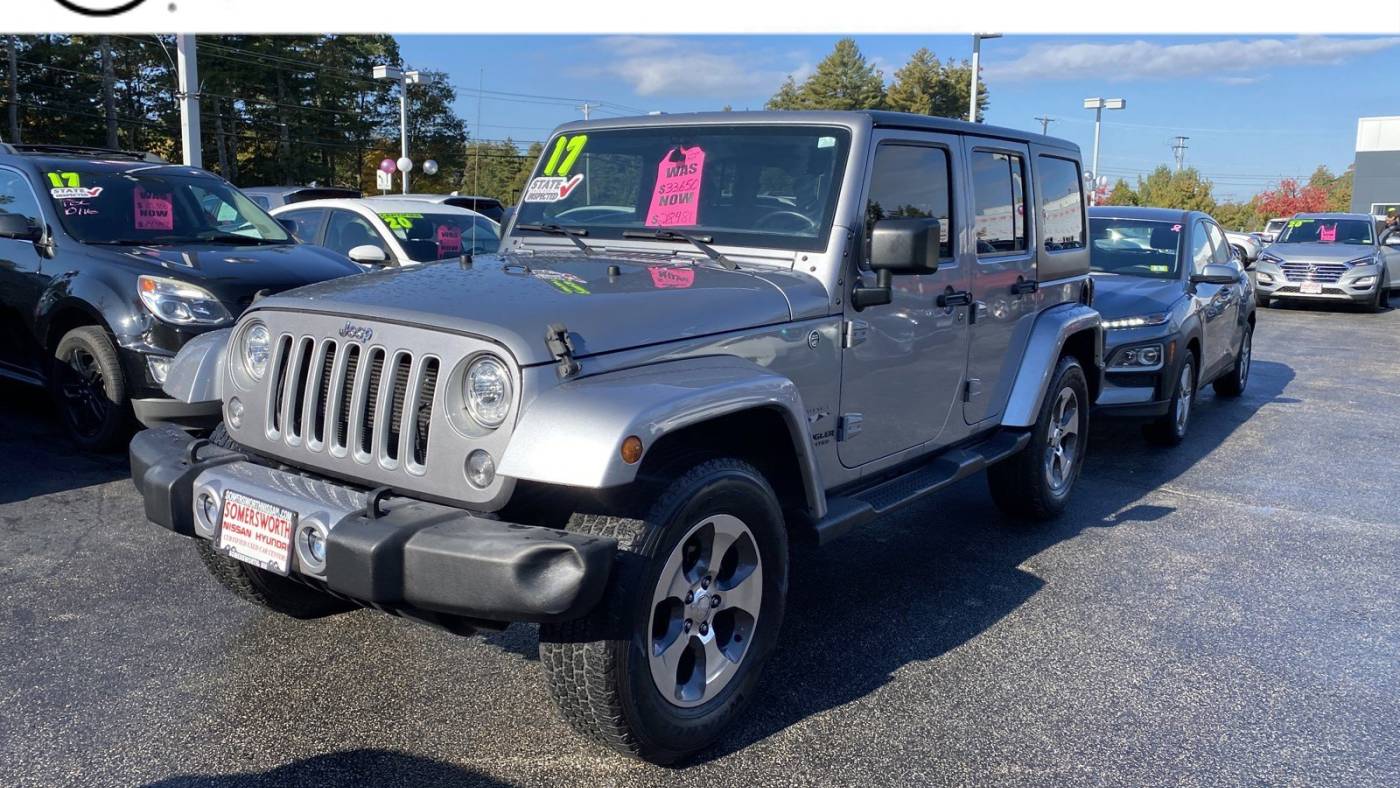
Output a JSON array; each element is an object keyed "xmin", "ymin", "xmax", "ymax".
[{"xmin": 1254, "ymin": 213, "xmax": 1400, "ymax": 311}]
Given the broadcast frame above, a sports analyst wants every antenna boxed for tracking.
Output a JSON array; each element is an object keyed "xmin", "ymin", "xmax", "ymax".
[
  {"xmin": 1172, "ymin": 136, "xmax": 1190, "ymax": 172},
  {"xmin": 1034, "ymin": 115, "xmax": 1057, "ymax": 135}
]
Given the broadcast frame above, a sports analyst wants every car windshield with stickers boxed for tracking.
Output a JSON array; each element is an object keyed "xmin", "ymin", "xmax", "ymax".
[
  {"xmin": 1275, "ymin": 218, "xmax": 1374, "ymax": 245},
  {"xmin": 44, "ymin": 167, "xmax": 292, "ymax": 246},
  {"xmin": 1089, "ymin": 217, "xmax": 1182, "ymax": 279},
  {"xmin": 376, "ymin": 211, "xmax": 500, "ymax": 262},
  {"xmin": 511, "ymin": 125, "xmax": 852, "ymax": 252}
]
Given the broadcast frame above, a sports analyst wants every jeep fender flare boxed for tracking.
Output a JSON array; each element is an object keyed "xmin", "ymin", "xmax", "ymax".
[
  {"xmin": 1001, "ymin": 302, "xmax": 1104, "ymax": 429},
  {"xmin": 162, "ymin": 327, "xmax": 231, "ymax": 404},
  {"xmin": 498, "ymin": 355, "xmax": 827, "ymax": 519}
]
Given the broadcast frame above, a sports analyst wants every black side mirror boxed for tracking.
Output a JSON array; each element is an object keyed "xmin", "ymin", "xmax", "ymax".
[
  {"xmin": 1191, "ymin": 264, "xmax": 1238, "ymax": 286},
  {"xmin": 0, "ymin": 213, "xmax": 43, "ymax": 242},
  {"xmin": 852, "ymin": 217, "xmax": 944, "ymax": 311}
]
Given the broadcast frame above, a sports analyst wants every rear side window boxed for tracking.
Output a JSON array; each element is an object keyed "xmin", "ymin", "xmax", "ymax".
[
  {"xmin": 864, "ymin": 144, "xmax": 954, "ymax": 260},
  {"xmin": 280, "ymin": 209, "xmax": 328, "ymax": 244},
  {"xmin": 1038, "ymin": 156, "xmax": 1085, "ymax": 252},
  {"xmin": 971, "ymin": 150, "xmax": 1028, "ymax": 256}
]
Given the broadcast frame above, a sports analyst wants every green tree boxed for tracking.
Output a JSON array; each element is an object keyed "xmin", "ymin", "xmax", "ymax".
[
  {"xmin": 1135, "ymin": 165, "xmax": 1216, "ymax": 212},
  {"xmin": 1103, "ymin": 178, "xmax": 1139, "ymax": 206},
  {"xmin": 886, "ymin": 48, "xmax": 988, "ymax": 120},
  {"xmin": 1212, "ymin": 201, "xmax": 1259, "ymax": 231},
  {"xmin": 767, "ymin": 39, "xmax": 885, "ymax": 111}
]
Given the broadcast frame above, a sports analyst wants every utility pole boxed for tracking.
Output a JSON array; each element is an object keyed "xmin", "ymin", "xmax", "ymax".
[
  {"xmin": 1035, "ymin": 115, "xmax": 1056, "ymax": 135},
  {"xmin": 1172, "ymin": 136, "xmax": 1190, "ymax": 172},
  {"xmin": 176, "ymin": 35, "xmax": 202, "ymax": 168},
  {"xmin": 577, "ymin": 102, "xmax": 597, "ymax": 121},
  {"xmin": 969, "ymin": 34, "xmax": 1000, "ymax": 123}
]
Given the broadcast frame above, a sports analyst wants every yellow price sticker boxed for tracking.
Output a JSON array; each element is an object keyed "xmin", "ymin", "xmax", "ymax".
[{"xmin": 542, "ymin": 135, "xmax": 588, "ymax": 177}]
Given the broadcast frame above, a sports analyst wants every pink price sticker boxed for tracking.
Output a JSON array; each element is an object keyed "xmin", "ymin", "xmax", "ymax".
[
  {"xmin": 645, "ymin": 146, "xmax": 705, "ymax": 228},
  {"xmin": 649, "ymin": 267, "xmax": 696, "ymax": 289},
  {"xmin": 1318, "ymin": 224, "xmax": 1337, "ymax": 242},
  {"xmin": 134, "ymin": 186, "xmax": 173, "ymax": 231},
  {"xmin": 436, "ymin": 225, "xmax": 462, "ymax": 256}
]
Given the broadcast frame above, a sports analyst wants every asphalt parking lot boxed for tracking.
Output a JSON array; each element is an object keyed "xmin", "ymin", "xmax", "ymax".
[{"xmin": 2, "ymin": 301, "xmax": 1398, "ymax": 788}]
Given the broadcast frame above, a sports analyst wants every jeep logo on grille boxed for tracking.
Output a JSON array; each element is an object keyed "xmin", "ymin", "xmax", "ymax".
[{"xmin": 338, "ymin": 322, "xmax": 374, "ymax": 343}]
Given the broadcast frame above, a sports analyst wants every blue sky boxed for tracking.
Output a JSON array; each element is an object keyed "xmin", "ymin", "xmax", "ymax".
[{"xmin": 399, "ymin": 34, "xmax": 1400, "ymax": 202}]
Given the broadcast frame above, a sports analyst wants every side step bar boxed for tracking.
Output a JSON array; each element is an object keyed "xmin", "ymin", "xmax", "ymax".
[{"xmin": 810, "ymin": 430, "xmax": 1032, "ymax": 546}]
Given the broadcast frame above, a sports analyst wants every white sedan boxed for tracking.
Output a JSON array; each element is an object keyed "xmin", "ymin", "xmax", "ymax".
[{"xmin": 271, "ymin": 197, "xmax": 501, "ymax": 268}]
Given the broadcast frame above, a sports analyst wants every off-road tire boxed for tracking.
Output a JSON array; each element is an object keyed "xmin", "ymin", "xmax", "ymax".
[
  {"xmin": 987, "ymin": 354, "xmax": 1089, "ymax": 521},
  {"xmin": 1213, "ymin": 325, "xmax": 1252, "ymax": 398},
  {"xmin": 51, "ymin": 326, "xmax": 131, "ymax": 452},
  {"xmin": 193, "ymin": 424, "xmax": 356, "ymax": 620},
  {"xmin": 538, "ymin": 458, "xmax": 789, "ymax": 765},
  {"xmin": 1145, "ymin": 351, "xmax": 1197, "ymax": 447}
]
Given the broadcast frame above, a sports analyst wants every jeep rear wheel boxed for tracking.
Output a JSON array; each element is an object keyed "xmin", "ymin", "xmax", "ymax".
[
  {"xmin": 987, "ymin": 354, "xmax": 1089, "ymax": 521},
  {"xmin": 538, "ymin": 458, "xmax": 788, "ymax": 764},
  {"xmin": 194, "ymin": 424, "xmax": 356, "ymax": 620}
]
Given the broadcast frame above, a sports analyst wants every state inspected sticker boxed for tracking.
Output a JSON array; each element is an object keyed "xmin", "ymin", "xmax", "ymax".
[
  {"xmin": 216, "ymin": 491, "xmax": 297, "ymax": 575},
  {"xmin": 522, "ymin": 174, "xmax": 584, "ymax": 203}
]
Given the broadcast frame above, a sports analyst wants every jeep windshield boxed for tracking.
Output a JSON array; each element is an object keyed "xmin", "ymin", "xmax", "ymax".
[
  {"xmin": 1089, "ymin": 218, "xmax": 1182, "ymax": 279},
  {"xmin": 511, "ymin": 125, "xmax": 852, "ymax": 253},
  {"xmin": 1276, "ymin": 218, "xmax": 1374, "ymax": 245},
  {"xmin": 44, "ymin": 167, "xmax": 293, "ymax": 246}
]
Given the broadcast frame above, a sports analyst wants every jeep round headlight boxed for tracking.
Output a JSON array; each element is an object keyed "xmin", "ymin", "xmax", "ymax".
[
  {"xmin": 242, "ymin": 322, "xmax": 272, "ymax": 380},
  {"xmin": 464, "ymin": 355, "xmax": 512, "ymax": 428}
]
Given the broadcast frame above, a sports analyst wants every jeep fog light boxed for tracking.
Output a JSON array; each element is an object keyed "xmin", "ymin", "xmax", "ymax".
[
  {"xmin": 297, "ymin": 521, "xmax": 329, "ymax": 573},
  {"xmin": 466, "ymin": 450, "xmax": 496, "ymax": 488},
  {"xmin": 227, "ymin": 397, "xmax": 244, "ymax": 429},
  {"xmin": 196, "ymin": 491, "xmax": 220, "ymax": 533}
]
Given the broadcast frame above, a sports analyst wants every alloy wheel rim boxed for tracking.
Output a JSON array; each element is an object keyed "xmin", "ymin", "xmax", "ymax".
[
  {"xmin": 60, "ymin": 348, "xmax": 110, "ymax": 438},
  {"xmin": 648, "ymin": 514, "xmax": 763, "ymax": 708},
  {"xmin": 1043, "ymin": 386, "xmax": 1080, "ymax": 494},
  {"xmin": 1175, "ymin": 362, "xmax": 1194, "ymax": 433}
]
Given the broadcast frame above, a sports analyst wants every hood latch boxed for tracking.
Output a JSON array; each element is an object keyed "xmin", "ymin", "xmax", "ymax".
[{"xmin": 545, "ymin": 323, "xmax": 581, "ymax": 379}]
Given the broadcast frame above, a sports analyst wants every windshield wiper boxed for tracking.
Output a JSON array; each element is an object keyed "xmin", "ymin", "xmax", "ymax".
[
  {"xmin": 198, "ymin": 233, "xmax": 286, "ymax": 246},
  {"xmin": 622, "ymin": 229, "xmax": 737, "ymax": 270},
  {"xmin": 514, "ymin": 223, "xmax": 594, "ymax": 255},
  {"xmin": 86, "ymin": 239, "xmax": 172, "ymax": 247}
]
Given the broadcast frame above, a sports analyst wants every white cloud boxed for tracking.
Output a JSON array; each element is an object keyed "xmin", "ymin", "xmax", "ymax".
[
  {"xmin": 592, "ymin": 37, "xmax": 803, "ymax": 98},
  {"xmin": 985, "ymin": 36, "xmax": 1400, "ymax": 83}
]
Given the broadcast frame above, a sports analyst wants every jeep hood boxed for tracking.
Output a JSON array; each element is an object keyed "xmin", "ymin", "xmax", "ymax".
[
  {"xmin": 1091, "ymin": 274, "xmax": 1184, "ymax": 320},
  {"xmin": 1264, "ymin": 243, "xmax": 1375, "ymax": 263},
  {"xmin": 249, "ymin": 253, "xmax": 816, "ymax": 366}
]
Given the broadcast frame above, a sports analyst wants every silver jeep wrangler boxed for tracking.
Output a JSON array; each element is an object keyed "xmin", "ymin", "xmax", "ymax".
[{"xmin": 131, "ymin": 111, "xmax": 1102, "ymax": 764}]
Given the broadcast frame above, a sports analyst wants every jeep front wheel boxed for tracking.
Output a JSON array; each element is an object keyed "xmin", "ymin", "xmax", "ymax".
[
  {"xmin": 538, "ymin": 458, "xmax": 788, "ymax": 764},
  {"xmin": 987, "ymin": 354, "xmax": 1089, "ymax": 521}
]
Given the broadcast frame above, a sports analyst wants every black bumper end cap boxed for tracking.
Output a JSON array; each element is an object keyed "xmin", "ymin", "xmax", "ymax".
[{"xmin": 129, "ymin": 426, "xmax": 241, "ymax": 536}]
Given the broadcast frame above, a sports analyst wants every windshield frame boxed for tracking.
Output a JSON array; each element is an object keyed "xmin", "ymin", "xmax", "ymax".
[
  {"xmin": 1088, "ymin": 216, "xmax": 1185, "ymax": 280},
  {"xmin": 509, "ymin": 123, "xmax": 854, "ymax": 254},
  {"xmin": 1276, "ymin": 217, "xmax": 1376, "ymax": 246},
  {"xmin": 44, "ymin": 165, "xmax": 293, "ymax": 246}
]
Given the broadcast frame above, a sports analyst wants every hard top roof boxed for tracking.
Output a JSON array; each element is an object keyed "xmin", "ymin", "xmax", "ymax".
[{"xmin": 1089, "ymin": 205, "xmax": 1196, "ymax": 223}]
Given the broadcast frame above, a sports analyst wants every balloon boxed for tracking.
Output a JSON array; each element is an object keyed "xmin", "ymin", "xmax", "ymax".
[
  {"xmin": 397, "ymin": 157, "xmax": 415, "ymax": 173},
  {"xmin": 422, "ymin": 159, "xmax": 439, "ymax": 176},
  {"xmin": 379, "ymin": 158, "xmax": 397, "ymax": 174}
]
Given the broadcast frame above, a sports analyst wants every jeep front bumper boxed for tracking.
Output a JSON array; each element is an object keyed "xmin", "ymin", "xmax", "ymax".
[{"xmin": 129, "ymin": 426, "xmax": 616, "ymax": 624}]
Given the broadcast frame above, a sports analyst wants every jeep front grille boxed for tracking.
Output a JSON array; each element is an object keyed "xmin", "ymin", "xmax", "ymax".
[
  {"xmin": 1281, "ymin": 262, "xmax": 1346, "ymax": 283},
  {"xmin": 265, "ymin": 335, "xmax": 438, "ymax": 471}
]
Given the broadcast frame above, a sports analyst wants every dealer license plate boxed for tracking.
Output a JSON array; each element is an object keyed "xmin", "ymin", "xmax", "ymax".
[
  {"xmin": 1300, "ymin": 281, "xmax": 1323, "ymax": 295},
  {"xmin": 217, "ymin": 491, "xmax": 297, "ymax": 575}
]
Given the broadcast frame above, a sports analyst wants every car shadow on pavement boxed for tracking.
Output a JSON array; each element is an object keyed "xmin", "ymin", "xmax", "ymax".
[
  {"xmin": 693, "ymin": 359, "xmax": 1297, "ymax": 763},
  {"xmin": 0, "ymin": 380, "xmax": 131, "ymax": 505},
  {"xmin": 142, "ymin": 749, "xmax": 512, "ymax": 787}
]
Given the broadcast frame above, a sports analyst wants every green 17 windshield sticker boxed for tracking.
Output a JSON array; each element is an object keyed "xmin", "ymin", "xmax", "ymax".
[
  {"xmin": 523, "ymin": 134, "xmax": 588, "ymax": 203},
  {"xmin": 47, "ymin": 172, "xmax": 104, "ymax": 200}
]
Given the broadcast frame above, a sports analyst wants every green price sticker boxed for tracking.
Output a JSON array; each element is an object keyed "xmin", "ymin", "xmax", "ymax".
[
  {"xmin": 379, "ymin": 213, "xmax": 423, "ymax": 230},
  {"xmin": 46, "ymin": 172, "xmax": 81, "ymax": 188},
  {"xmin": 542, "ymin": 134, "xmax": 588, "ymax": 177}
]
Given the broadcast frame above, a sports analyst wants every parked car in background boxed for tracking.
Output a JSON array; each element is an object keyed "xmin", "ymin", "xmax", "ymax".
[
  {"xmin": 132, "ymin": 110, "xmax": 1104, "ymax": 764},
  {"xmin": 377, "ymin": 192, "xmax": 506, "ymax": 224},
  {"xmin": 241, "ymin": 185, "xmax": 362, "ymax": 210},
  {"xmin": 1089, "ymin": 206, "xmax": 1255, "ymax": 445},
  {"xmin": 1260, "ymin": 217, "xmax": 1290, "ymax": 243},
  {"xmin": 0, "ymin": 144, "xmax": 363, "ymax": 449},
  {"xmin": 1254, "ymin": 213, "xmax": 1399, "ymax": 311},
  {"xmin": 272, "ymin": 197, "xmax": 500, "ymax": 267},
  {"xmin": 1224, "ymin": 230, "xmax": 1262, "ymax": 263}
]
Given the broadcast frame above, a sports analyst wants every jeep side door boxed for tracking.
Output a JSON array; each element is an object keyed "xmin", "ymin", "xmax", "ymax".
[
  {"xmin": 838, "ymin": 132, "xmax": 973, "ymax": 468},
  {"xmin": 963, "ymin": 141, "xmax": 1037, "ymax": 425}
]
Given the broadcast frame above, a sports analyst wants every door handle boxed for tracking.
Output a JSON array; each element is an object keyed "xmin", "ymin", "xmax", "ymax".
[
  {"xmin": 938, "ymin": 289, "xmax": 972, "ymax": 308},
  {"xmin": 1011, "ymin": 278, "xmax": 1039, "ymax": 295}
]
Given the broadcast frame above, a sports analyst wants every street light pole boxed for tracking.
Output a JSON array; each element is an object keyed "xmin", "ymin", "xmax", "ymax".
[
  {"xmin": 969, "ymin": 33, "xmax": 1000, "ymax": 123},
  {"xmin": 374, "ymin": 65, "xmax": 427, "ymax": 194},
  {"xmin": 1082, "ymin": 97, "xmax": 1126, "ymax": 204}
]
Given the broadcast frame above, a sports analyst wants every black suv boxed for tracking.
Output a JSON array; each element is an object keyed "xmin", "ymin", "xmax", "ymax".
[{"xmin": 0, "ymin": 144, "xmax": 363, "ymax": 450}]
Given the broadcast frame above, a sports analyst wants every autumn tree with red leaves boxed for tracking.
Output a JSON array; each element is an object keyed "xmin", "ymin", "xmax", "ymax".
[{"xmin": 1256, "ymin": 178, "xmax": 1329, "ymax": 219}]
